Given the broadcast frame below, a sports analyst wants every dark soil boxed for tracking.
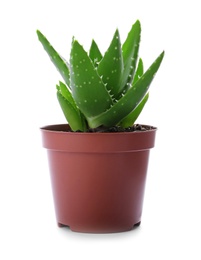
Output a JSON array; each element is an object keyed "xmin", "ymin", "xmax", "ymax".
[{"xmin": 76, "ymin": 124, "xmax": 156, "ymax": 133}]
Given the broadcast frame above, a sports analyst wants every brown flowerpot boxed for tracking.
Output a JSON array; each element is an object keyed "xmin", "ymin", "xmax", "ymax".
[{"xmin": 41, "ymin": 124, "xmax": 157, "ymax": 233}]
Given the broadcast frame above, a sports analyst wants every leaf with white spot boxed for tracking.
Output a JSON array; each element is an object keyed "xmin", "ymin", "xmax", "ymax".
[
  {"xmin": 88, "ymin": 51, "xmax": 164, "ymax": 128},
  {"xmin": 89, "ymin": 39, "xmax": 102, "ymax": 67},
  {"xmin": 70, "ymin": 39, "xmax": 113, "ymax": 119},
  {"xmin": 119, "ymin": 58, "xmax": 146, "ymax": 127},
  {"xmin": 133, "ymin": 58, "xmax": 144, "ymax": 84},
  {"xmin": 120, "ymin": 20, "xmax": 141, "ymax": 94},
  {"xmin": 97, "ymin": 29, "xmax": 123, "ymax": 99}
]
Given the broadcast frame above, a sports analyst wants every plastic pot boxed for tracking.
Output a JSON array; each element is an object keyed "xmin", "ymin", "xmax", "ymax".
[{"xmin": 41, "ymin": 124, "xmax": 157, "ymax": 233}]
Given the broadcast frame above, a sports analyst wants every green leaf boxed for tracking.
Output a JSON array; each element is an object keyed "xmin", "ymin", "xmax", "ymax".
[
  {"xmin": 89, "ymin": 39, "xmax": 102, "ymax": 67},
  {"xmin": 88, "ymin": 51, "xmax": 165, "ymax": 128},
  {"xmin": 97, "ymin": 29, "xmax": 123, "ymax": 99},
  {"xmin": 133, "ymin": 58, "xmax": 144, "ymax": 84},
  {"xmin": 57, "ymin": 90, "xmax": 86, "ymax": 131},
  {"xmin": 120, "ymin": 20, "xmax": 141, "ymax": 93},
  {"xmin": 36, "ymin": 30, "xmax": 70, "ymax": 87},
  {"xmin": 57, "ymin": 81, "xmax": 76, "ymax": 107},
  {"xmin": 119, "ymin": 93, "xmax": 149, "ymax": 128},
  {"xmin": 120, "ymin": 58, "xmax": 146, "ymax": 127},
  {"xmin": 70, "ymin": 39, "xmax": 113, "ymax": 119}
]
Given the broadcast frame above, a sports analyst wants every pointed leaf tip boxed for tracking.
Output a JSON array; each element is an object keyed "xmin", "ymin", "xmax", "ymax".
[
  {"xmin": 135, "ymin": 19, "xmax": 141, "ymax": 26},
  {"xmin": 159, "ymin": 50, "xmax": 165, "ymax": 62},
  {"xmin": 132, "ymin": 20, "xmax": 141, "ymax": 30},
  {"xmin": 36, "ymin": 30, "xmax": 45, "ymax": 40},
  {"xmin": 36, "ymin": 29, "xmax": 42, "ymax": 39}
]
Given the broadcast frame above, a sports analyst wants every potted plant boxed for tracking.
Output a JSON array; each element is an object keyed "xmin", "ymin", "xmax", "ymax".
[{"xmin": 37, "ymin": 20, "xmax": 164, "ymax": 233}]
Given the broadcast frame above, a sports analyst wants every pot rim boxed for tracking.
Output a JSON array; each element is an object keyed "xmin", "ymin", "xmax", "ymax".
[
  {"xmin": 40, "ymin": 124, "xmax": 157, "ymax": 153},
  {"xmin": 40, "ymin": 123, "xmax": 157, "ymax": 135}
]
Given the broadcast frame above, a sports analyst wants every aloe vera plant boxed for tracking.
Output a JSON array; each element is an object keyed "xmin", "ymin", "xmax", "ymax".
[{"xmin": 37, "ymin": 20, "xmax": 164, "ymax": 132}]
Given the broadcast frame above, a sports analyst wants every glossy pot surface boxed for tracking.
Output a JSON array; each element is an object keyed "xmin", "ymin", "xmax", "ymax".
[{"xmin": 41, "ymin": 124, "xmax": 157, "ymax": 233}]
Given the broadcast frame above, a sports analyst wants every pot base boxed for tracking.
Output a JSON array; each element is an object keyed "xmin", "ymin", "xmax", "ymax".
[
  {"xmin": 41, "ymin": 124, "xmax": 157, "ymax": 234},
  {"xmin": 57, "ymin": 221, "xmax": 141, "ymax": 233}
]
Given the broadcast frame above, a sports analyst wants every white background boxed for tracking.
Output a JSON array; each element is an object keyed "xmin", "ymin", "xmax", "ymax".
[{"xmin": 0, "ymin": 0, "xmax": 201, "ymax": 259}]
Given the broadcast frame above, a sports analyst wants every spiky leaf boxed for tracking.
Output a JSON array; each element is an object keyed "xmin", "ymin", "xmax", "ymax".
[
  {"xmin": 120, "ymin": 20, "xmax": 141, "ymax": 93},
  {"xmin": 36, "ymin": 30, "xmax": 70, "ymax": 87},
  {"xmin": 119, "ymin": 58, "xmax": 145, "ymax": 127},
  {"xmin": 89, "ymin": 39, "xmax": 102, "ymax": 67},
  {"xmin": 133, "ymin": 58, "xmax": 144, "ymax": 84},
  {"xmin": 88, "ymin": 51, "xmax": 164, "ymax": 128},
  {"xmin": 97, "ymin": 30, "xmax": 123, "ymax": 99},
  {"xmin": 70, "ymin": 40, "xmax": 113, "ymax": 118}
]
